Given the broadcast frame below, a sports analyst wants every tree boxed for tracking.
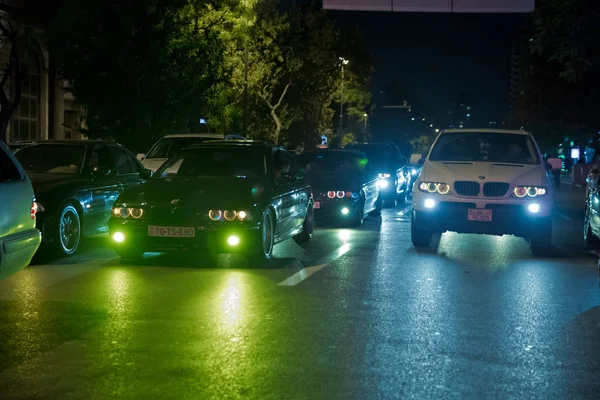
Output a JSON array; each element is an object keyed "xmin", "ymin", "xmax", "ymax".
[
  {"xmin": 518, "ymin": 0, "xmax": 600, "ymax": 147},
  {"xmin": 46, "ymin": 0, "xmax": 229, "ymax": 151}
]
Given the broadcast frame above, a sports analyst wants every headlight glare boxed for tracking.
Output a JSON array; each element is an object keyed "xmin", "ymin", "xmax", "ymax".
[
  {"xmin": 513, "ymin": 186, "xmax": 547, "ymax": 198},
  {"xmin": 419, "ymin": 181, "xmax": 451, "ymax": 195}
]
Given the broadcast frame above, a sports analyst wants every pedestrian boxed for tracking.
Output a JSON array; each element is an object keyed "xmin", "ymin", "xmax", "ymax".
[
  {"xmin": 547, "ymin": 156, "xmax": 563, "ymax": 188},
  {"xmin": 563, "ymin": 157, "xmax": 572, "ymax": 177}
]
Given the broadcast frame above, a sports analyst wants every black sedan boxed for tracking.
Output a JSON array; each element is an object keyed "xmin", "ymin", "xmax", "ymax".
[
  {"xmin": 108, "ymin": 141, "xmax": 313, "ymax": 260},
  {"xmin": 14, "ymin": 140, "xmax": 150, "ymax": 255},
  {"xmin": 344, "ymin": 142, "xmax": 411, "ymax": 206},
  {"xmin": 295, "ymin": 149, "xmax": 382, "ymax": 226}
]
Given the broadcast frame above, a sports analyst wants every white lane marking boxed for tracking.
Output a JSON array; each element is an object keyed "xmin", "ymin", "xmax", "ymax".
[
  {"xmin": 556, "ymin": 212, "xmax": 570, "ymax": 221},
  {"xmin": 278, "ymin": 243, "xmax": 352, "ymax": 286}
]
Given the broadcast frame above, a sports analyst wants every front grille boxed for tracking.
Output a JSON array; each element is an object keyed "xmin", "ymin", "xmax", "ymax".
[
  {"xmin": 454, "ymin": 181, "xmax": 480, "ymax": 196},
  {"xmin": 483, "ymin": 182, "xmax": 509, "ymax": 197}
]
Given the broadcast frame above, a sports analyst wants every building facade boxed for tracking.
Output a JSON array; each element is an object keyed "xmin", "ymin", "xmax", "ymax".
[{"xmin": 0, "ymin": 0, "xmax": 81, "ymax": 143}]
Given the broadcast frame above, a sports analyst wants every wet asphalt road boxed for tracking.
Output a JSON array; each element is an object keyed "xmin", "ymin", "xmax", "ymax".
[{"xmin": 1, "ymin": 187, "xmax": 599, "ymax": 399}]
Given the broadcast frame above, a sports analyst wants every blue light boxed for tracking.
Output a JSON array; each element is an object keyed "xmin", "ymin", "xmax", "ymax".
[
  {"xmin": 466, "ymin": 113, "xmax": 471, "ymax": 117},
  {"xmin": 199, "ymin": 118, "xmax": 207, "ymax": 124}
]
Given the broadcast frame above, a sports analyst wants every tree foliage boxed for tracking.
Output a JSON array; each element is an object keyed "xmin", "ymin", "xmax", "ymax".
[{"xmin": 518, "ymin": 0, "xmax": 600, "ymax": 147}]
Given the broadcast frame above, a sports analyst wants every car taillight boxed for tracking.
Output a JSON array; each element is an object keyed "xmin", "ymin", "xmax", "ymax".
[
  {"xmin": 30, "ymin": 202, "xmax": 38, "ymax": 219},
  {"xmin": 327, "ymin": 191, "xmax": 336, "ymax": 199}
]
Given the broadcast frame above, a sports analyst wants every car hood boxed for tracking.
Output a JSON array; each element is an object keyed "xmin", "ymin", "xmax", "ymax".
[
  {"xmin": 117, "ymin": 177, "xmax": 268, "ymax": 208},
  {"xmin": 421, "ymin": 162, "xmax": 548, "ymax": 187},
  {"xmin": 28, "ymin": 172, "xmax": 88, "ymax": 197},
  {"xmin": 141, "ymin": 158, "xmax": 168, "ymax": 172},
  {"xmin": 309, "ymin": 171, "xmax": 364, "ymax": 192}
]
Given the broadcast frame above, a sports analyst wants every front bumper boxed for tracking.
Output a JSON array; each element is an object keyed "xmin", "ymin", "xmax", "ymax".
[
  {"xmin": 314, "ymin": 198, "xmax": 360, "ymax": 221},
  {"xmin": 412, "ymin": 200, "xmax": 551, "ymax": 238},
  {"xmin": 108, "ymin": 219, "xmax": 260, "ymax": 253}
]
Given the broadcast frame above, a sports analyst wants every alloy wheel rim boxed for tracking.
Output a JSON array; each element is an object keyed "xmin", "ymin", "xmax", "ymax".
[{"xmin": 60, "ymin": 210, "xmax": 79, "ymax": 252}]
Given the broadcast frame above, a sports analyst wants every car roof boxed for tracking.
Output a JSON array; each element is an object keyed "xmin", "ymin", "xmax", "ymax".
[
  {"xmin": 441, "ymin": 128, "xmax": 530, "ymax": 136},
  {"xmin": 300, "ymin": 148, "xmax": 364, "ymax": 156},
  {"xmin": 16, "ymin": 140, "xmax": 114, "ymax": 146},
  {"xmin": 187, "ymin": 140, "xmax": 278, "ymax": 149},
  {"xmin": 163, "ymin": 133, "xmax": 225, "ymax": 139}
]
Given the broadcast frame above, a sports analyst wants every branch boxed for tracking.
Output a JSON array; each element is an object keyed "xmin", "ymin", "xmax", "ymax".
[{"xmin": 198, "ymin": 8, "xmax": 230, "ymax": 32}]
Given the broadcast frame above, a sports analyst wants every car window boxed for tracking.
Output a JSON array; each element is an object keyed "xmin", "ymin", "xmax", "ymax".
[
  {"xmin": 273, "ymin": 150, "xmax": 298, "ymax": 182},
  {"xmin": 346, "ymin": 144, "xmax": 399, "ymax": 169},
  {"xmin": 429, "ymin": 132, "xmax": 540, "ymax": 164},
  {"xmin": 108, "ymin": 146, "xmax": 138, "ymax": 175},
  {"xmin": 156, "ymin": 147, "xmax": 266, "ymax": 179},
  {"xmin": 296, "ymin": 151, "xmax": 363, "ymax": 173},
  {"xmin": 0, "ymin": 147, "xmax": 22, "ymax": 182},
  {"xmin": 90, "ymin": 145, "xmax": 115, "ymax": 171},
  {"xmin": 16, "ymin": 144, "xmax": 85, "ymax": 174},
  {"xmin": 146, "ymin": 137, "xmax": 223, "ymax": 159}
]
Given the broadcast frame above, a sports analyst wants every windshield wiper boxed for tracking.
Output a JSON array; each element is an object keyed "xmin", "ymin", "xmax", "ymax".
[{"xmin": 492, "ymin": 163, "xmax": 526, "ymax": 167}]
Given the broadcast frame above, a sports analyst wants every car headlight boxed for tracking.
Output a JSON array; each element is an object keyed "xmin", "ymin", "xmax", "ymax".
[
  {"xmin": 512, "ymin": 186, "xmax": 547, "ymax": 198},
  {"xmin": 113, "ymin": 207, "xmax": 145, "ymax": 219},
  {"xmin": 418, "ymin": 181, "xmax": 451, "ymax": 195},
  {"xmin": 208, "ymin": 210, "xmax": 252, "ymax": 221},
  {"xmin": 326, "ymin": 191, "xmax": 358, "ymax": 199},
  {"xmin": 378, "ymin": 173, "xmax": 391, "ymax": 179},
  {"xmin": 411, "ymin": 169, "xmax": 418, "ymax": 175}
]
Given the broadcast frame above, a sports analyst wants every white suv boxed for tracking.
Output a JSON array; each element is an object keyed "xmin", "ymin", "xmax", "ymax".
[
  {"xmin": 138, "ymin": 133, "xmax": 245, "ymax": 172},
  {"xmin": 411, "ymin": 129, "xmax": 553, "ymax": 253}
]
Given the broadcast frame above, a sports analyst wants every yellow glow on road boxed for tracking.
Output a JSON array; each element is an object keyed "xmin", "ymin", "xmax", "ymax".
[{"xmin": 217, "ymin": 273, "xmax": 248, "ymax": 336}]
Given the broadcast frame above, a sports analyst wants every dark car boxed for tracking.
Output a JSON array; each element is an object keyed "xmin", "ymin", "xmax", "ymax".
[
  {"xmin": 108, "ymin": 140, "xmax": 313, "ymax": 260},
  {"xmin": 344, "ymin": 142, "xmax": 410, "ymax": 206},
  {"xmin": 296, "ymin": 149, "xmax": 382, "ymax": 226},
  {"xmin": 14, "ymin": 140, "xmax": 151, "ymax": 255},
  {"xmin": 7, "ymin": 141, "xmax": 35, "ymax": 153}
]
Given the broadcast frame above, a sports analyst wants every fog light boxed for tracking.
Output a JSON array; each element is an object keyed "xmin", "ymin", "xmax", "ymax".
[
  {"xmin": 424, "ymin": 199, "xmax": 436, "ymax": 209},
  {"xmin": 528, "ymin": 203, "xmax": 540, "ymax": 213},
  {"xmin": 227, "ymin": 235, "xmax": 240, "ymax": 246},
  {"xmin": 113, "ymin": 232, "xmax": 125, "ymax": 243},
  {"xmin": 341, "ymin": 207, "xmax": 350, "ymax": 215},
  {"xmin": 377, "ymin": 179, "xmax": 389, "ymax": 189}
]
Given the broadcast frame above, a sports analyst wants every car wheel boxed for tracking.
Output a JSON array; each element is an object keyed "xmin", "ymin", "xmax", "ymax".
[
  {"xmin": 369, "ymin": 195, "xmax": 383, "ymax": 217},
  {"xmin": 58, "ymin": 205, "xmax": 81, "ymax": 256},
  {"xmin": 351, "ymin": 197, "xmax": 365, "ymax": 227},
  {"xmin": 252, "ymin": 209, "xmax": 275, "ymax": 260},
  {"xmin": 411, "ymin": 212, "xmax": 432, "ymax": 247},
  {"xmin": 294, "ymin": 203, "xmax": 314, "ymax": 243},
  {"xmin": 396, "ymin": 190, "xmax": 406, "ymax": 206},
  {"xmin": 530, "ymin": 219, "xmax": 552, "ymax": 255},
  {"xmin": 583, "ymin": 206, "xmax": 599, "ymax": 249}
]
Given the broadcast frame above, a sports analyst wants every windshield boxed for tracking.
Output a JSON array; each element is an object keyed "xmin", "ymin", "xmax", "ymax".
[
  {"xmin": 15, "ymin": 145, "xmax": 85, "ymax": 174},
  {"xmin": 155, "ymin": 147, "xmax": 266, "ymax": 178},
  {"xmin": 429, "ymin": 132, "xmax": 540, "ymax": 164},
  {"xmin": 146, "ymin": 137, "xmax": 222, "ymax": 159},
  {"xmin": 346, "ymin": 144, "xmax": 399, "ymax": 169},
  {"xmin": 296, "ymin": 151, "xmax": 365, "ymax": 173}
]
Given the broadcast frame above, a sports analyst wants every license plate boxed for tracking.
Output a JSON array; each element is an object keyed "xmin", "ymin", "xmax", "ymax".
[
  {"xmin": 468, "ymin": 209, "xmax": 492, "ymax": 222},
  {"xmin": 314, "ymin": 202, "xmax": 321, "ymax": 209},
  {"xmin": 148, "ymin": 226, "xmax": 196, "ymax": 238}
]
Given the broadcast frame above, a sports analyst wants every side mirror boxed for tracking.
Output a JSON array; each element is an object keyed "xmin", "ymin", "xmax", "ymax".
[
  {"xmin": 140, "ymin": 168, "xmax": 152, "ymax": 180},
  {"xmin": 136, "ymin": 153, "xmax": 145, "ymax": 161},
  {"xmin": 92, "ymin": 165, "xmax": 112, "ymax": 176}
]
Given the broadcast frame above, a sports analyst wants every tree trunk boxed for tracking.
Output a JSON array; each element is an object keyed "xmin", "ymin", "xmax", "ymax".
[{"xmin": 265, "ymin": 80, "xmax": 292, "ymax": 145}]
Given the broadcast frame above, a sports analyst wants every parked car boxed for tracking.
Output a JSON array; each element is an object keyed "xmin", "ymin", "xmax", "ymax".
[
  {"xmin": 412, "ymin": 129, "xmax": 553, "ymax": 254},
  {"xmin": 7, "ymin": 141, "xmax": 35, "ymax": 153},
  {"xmin": 14, "ymin": 140, "xmax": 151, "ymax": 255},
  {"xmin": 585, "ymin": 162, "xmax": 600, "ymax": 198},
  {"xmin": 0, "ymin": 141, "xmax": 41, "ymax": 278},
  {"xmin": 109, "ymin": 140, "xmax": 313, "ymax": 260},
  {"xmin": 344, "ymin": 142, "xmax": 411, "ymax": 206},
  {"xmin": 295, "ymin": 149, "xmax": 381, "ymax": 226},
  {"xmin": 583, "ymin": 174, "xmax": 600, "ymax": 248},
  {"xmin": 138, "ymin": 133, "xmax": 246, "ymax": 172}
]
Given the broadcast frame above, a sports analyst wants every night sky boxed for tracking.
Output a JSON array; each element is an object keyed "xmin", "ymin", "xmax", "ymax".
[{"xmin": 332, "ymin": 10, "xmax": 523, "ymax": 121}]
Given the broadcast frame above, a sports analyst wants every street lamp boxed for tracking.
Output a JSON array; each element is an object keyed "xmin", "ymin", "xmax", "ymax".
[
  {"xmin": 339, "ymin": 57, "xmax": 349, "ymax": 136},
  {"xmin": 364, "ymin": 113, "xmax": 368, "ymax": 128}
]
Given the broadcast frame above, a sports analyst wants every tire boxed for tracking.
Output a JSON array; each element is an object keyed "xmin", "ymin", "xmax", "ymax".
[
  {"xmin": 396, "ymin": 190, "xmax": 407, "ymax": 206},
  {"xmin": 411, "ymin": 211, "xmax": 432, "ymax": 247},
  {"xmin": 251, "ymin": 209, "xmax": 275, "ymax": 260},
  {"xmin": 583, "ymin": 206, "xmax": 599, "ymax": 249},
  {"xmin": 294, "ymin": 203, "xmax": 314, "ymax": 244},
  {"xmin": 369, "ymin": 195, "xmax": 383, "ymax": 217},
  {"xmin": 58, "ymin": 204, "xmax": 81, "ymax": 256},
  {"xmin": 530, "ymin": 219, "xmax": 552, "ymax": 255},
  {"xmin": 350, "ymin": 197, "xmax": 365, "ymax": 227}
]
